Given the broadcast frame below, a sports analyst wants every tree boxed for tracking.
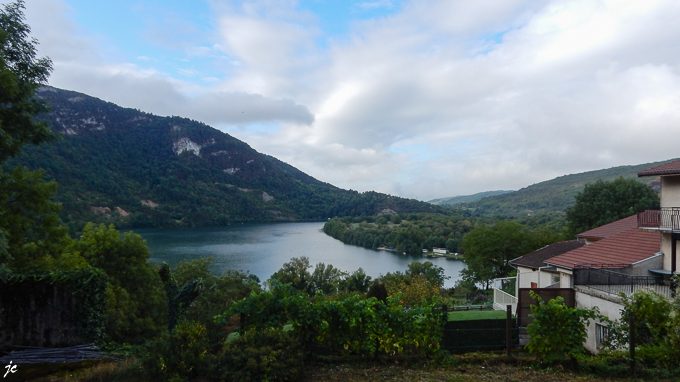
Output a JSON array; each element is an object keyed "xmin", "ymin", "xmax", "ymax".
[
  {"xmin": 566, "ymin": 177, "xmax": 659, "ymax": 234},
  {"xmin": 0, "ymin": 1, "xmax": 67, "ymax": 274},
  {"xmin": 69, "ymin": 223, "xmax": 166, "ymax": 343},
  {"xmin": 340, "ymin": 267, "xmax": 372, "ymax": 293},
  {"xmin": 460, "ymin": 221, "xmax": 558, "ymax": 288},
  {"xmin": 0, "ymin": 0, "xmax": 54, "ymax": 162},
  {"xmin": 310, "ymin": 262, "xmax": 346, "ymax": 295},
  {"xmin": 269, "ymin": 256, "xmax": 313, "ymax": 294},
  {"xmin": 405, "ymin": 261, "xmax": 448, "ymax": 286}
]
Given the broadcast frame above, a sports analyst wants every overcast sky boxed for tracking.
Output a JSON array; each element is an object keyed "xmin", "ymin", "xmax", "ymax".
[{"xmin": 17, "ymin": 0, "xmax": 680, "ymax": 201}]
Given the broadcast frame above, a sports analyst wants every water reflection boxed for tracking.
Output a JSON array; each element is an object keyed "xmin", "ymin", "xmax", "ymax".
[{"xmin": 133, "ymin": 222, "xmax": 466, "ymax": 289}]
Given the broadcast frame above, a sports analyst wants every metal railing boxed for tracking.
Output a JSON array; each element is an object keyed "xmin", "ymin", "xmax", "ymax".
[
  {"xmin": 638, "ymin": 208, "xmax": 680, "ymax": 231},
  {"xmin": 573, "ymin": 266, "xmax": 674, "ymax": 298}
]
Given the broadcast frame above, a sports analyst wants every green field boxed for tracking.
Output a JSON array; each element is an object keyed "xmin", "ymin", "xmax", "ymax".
[{"xmin": 447, "ymin": 309, "xmax": 510, "ymax": 321}]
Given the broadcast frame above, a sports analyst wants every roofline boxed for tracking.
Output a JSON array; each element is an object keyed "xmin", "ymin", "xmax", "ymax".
[
  {"xmin": 543, "ymin": 261, "xmax": 572, "ymax": 271},
  {"xmin": 638, "ymin": 170, "xmax": 680, "ymax": 177},
  {"xmin": 508, "ymin": 255, "xmax": 523, "ymax": 264},
  {"xmin": 545, "ymin": 252, "xmax": 662, "ymax": 270},
  {"xmin": 631, "ymin": 252, "xmax": 663, "ymax": 265}
]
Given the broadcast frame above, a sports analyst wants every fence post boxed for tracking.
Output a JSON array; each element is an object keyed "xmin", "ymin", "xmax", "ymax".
[
  {"xmin": 629, "ymin": 310, "xmax": 636, "ymax": 375},
  {"xmin": 441, "ymin": 304, "xmax": 449, "ymax": 349},
  {"xmin": 506, "ymin": 304, "xmax": 512, "ymax": 357}
]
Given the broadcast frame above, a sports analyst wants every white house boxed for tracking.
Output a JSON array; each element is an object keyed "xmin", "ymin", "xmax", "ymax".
[{"xmin": 494, "ymin": 159, "xmax": 680, "ymax": 353}]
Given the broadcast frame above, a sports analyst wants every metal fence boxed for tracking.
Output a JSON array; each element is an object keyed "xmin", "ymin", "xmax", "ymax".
[{"xmin": 573, "ymin": 266, "xmax": 674, "ymax": 298}]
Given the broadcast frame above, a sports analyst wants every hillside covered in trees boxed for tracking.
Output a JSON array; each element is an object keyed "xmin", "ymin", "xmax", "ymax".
[
  {"xmin": 450, "ymin": 160, "xmax": 671, "ymax": 218},
  {"xmin": 7, "ymin": 86, "xmax": 441, "ymax": 232}
]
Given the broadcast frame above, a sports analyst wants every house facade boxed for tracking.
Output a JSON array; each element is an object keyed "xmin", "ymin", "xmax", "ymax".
[{"xmin": 494, "ymin": 159, "xmax": 680, "ymax": 353}]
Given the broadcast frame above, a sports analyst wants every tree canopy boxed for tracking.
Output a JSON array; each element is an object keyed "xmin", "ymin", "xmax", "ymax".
[
  {"xmin": 460, "ymin": 221, "xmax": 559, "ymax": 287},
  {"xmin": 69, "ymin": 223, "xmax": 167, "ymax": 343},
  {"xmin": 565, "ymin": 177, "xmax": 659, "ymax": 234},
  {"xmin": 0, "ymin": 0, "xmax": 54, "ymax": 161},
  {"xmin": 0, "ymin": 0, "xmax": 67, "ymax": 274}
]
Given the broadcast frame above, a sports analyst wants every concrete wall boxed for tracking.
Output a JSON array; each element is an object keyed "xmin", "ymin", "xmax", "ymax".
[
  {"xmin": 575, "ymin": 286, "xmax": 624, "ymax": 353},
  {"xmin": 517, "ymin": 266, "xmax": 559, "ymax": 289},
  {"xmin": 625, "ymin": 253, "xmax": 664, "ymax": 275},
  {"xmin": 559, "ymin": 270, "xmax": 573, "ymax": 288},
  {"xmin": 661, "ymin": 175, "xmax": 680, "ymax": 208}
]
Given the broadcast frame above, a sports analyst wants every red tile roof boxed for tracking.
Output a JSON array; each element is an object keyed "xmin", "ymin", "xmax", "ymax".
[
  {"xmin": 575, "ymin": 214, "xmax": 638, "ymax": 240},
  {"xmin": 546, "ymin": 227, "xmax": 660, "ymax": 270},
  {"xmin": 510, "ymin": 240, "xmax": 585, "ymax": 269},
  {"xmin": 638, "ymin": 159, "xmax": 680, "ymax": 177}
]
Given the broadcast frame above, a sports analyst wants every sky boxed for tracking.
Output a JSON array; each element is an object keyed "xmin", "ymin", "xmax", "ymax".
[{"xmin": 15, "ymin": 0, "xmax": 680, "ymax": 201}]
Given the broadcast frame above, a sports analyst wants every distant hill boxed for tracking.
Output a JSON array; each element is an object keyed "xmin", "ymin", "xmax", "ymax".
[
  {"xmin": 7, "ymin": 86, "xmax": 441, "ymax": 231},
  {"xmin": 457, "ymin": 161, "xmax": 671, "ymax": 218},
  {"xmin": 428, "ymin": 190, "xmax": 514, "ymax": 205}
]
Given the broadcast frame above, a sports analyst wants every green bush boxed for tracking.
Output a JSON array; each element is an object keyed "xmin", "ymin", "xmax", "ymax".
[
  {"xmin": 526, "ymin": 292, "xmax": 603, "ymax": 365},
  {"xmin": 605, "ymin": 289, "xmax": 672, "ymax": 349},
  {"xmin": 217, "ymin": 328, "xmax": 304, "ymax": 382},
  {"xmin": 222, "ymin": 283, "xmax": 444, "ymax": 358},
  {"xmin": 141, "ymin": 321, "xmax": 211, "ymax": 382}
]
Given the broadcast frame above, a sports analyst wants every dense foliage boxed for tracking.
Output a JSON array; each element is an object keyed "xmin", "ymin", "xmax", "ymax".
[
  {"xmin": 170, "ymin": 257, "xmax": 261, "ymax": 350},
  {"xmin": 595, "ymin": 288, "xmax": 680, "ymax": 373},
  {"xmin": 69, "ymin": 223, "xmax": 167, "ymax": 343},
  {"xmin": 566, "ymin": 176, "xmax": 659, "ymax": 234},
  {"xmin": 0, "ymin": 0, "xmax": 69, "ymax": 275},
  {"xmin": 324, "ymin": 213, "xmax": 478, "ymax": 255},
  {"xmin": 526, "ymin": 292, "xmax": 604, "ymax": 365},
  {"xmin": 135, "ymin": 257, "xmax": 448, "ymax": 382},
  {"xmin": 220, "ymin": 282, "xmax": 445, "ymax": 358}
]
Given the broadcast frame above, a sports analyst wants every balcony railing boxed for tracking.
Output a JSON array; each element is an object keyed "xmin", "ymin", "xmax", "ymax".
[
  {"xmin": 573, "ymin": 266, "xmax": 675, "ymax": 298},
  {"xmin": 492, "ymin": 277, "xmax": 517, "ymax": 315},
  {"xmin": 638, "ymin": 208, "xmax": 680, "ymax": 231}
]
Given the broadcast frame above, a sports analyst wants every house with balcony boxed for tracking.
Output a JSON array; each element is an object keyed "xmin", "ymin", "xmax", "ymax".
[
  {"xmin": 492, "ymin": 240, "xmax": 584, "ymax": 313},
  {"xmin": 637, "ymin": 160, "xmax": 680, "ymax": 275},
  {"xmin": 493, "ymin": 159, "xmax": 680, "ymax": 352}
]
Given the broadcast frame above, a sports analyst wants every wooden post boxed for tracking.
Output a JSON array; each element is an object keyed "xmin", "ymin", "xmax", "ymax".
[
  {"xmin": 506, "ymin": 304, "xmax": 512, "ymax": 357},
  {"xmin": 442, "ymin": 304, "xmax": 448, "ymax": 349}
]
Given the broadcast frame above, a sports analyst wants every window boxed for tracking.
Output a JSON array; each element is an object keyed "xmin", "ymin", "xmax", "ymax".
[{"xmin": 596, "ymin": 323, "xmax": 609, "ymax": 348}]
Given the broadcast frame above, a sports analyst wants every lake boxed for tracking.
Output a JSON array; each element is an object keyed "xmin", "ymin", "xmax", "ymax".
[{"xmin": 134, "ymin": 222, "xmax": 466, "ymax": 288}]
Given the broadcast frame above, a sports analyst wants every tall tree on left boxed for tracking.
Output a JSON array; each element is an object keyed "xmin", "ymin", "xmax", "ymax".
[{"xmin": 0, "ymin": 0, "xmax": 69, "ymax": 274}]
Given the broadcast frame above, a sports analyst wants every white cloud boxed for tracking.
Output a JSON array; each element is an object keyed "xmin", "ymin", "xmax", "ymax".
[
  {"xmin": 23, "ymin": 0, "xmax": 315, "ymax": 126},
  {"xmin": 19, "ymin": 0, "xmax": 680, "ymax": 201}
]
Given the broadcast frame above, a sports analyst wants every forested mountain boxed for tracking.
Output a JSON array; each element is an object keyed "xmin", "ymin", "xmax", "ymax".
[
  {"xmin": 428, "ymin": 190, "xmax": 514, "ymax": 205},
  {"xmin": 455, "ymin": 160, "xmax": 671, "ymax": 218},
  {"xmin": 7, "ymin": 86, "xmax": 440, "ymax": 231}
]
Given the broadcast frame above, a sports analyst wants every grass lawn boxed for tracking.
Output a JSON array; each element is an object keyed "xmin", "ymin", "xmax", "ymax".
[{"xmin": 448, "ymin": 310, "xmax": 510, "ymax": 321}]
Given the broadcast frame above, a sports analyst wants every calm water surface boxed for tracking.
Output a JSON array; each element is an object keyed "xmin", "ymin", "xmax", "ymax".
[{"xmin": 135, "ymin": 222, "xmax": 466, "ymax": 288}]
